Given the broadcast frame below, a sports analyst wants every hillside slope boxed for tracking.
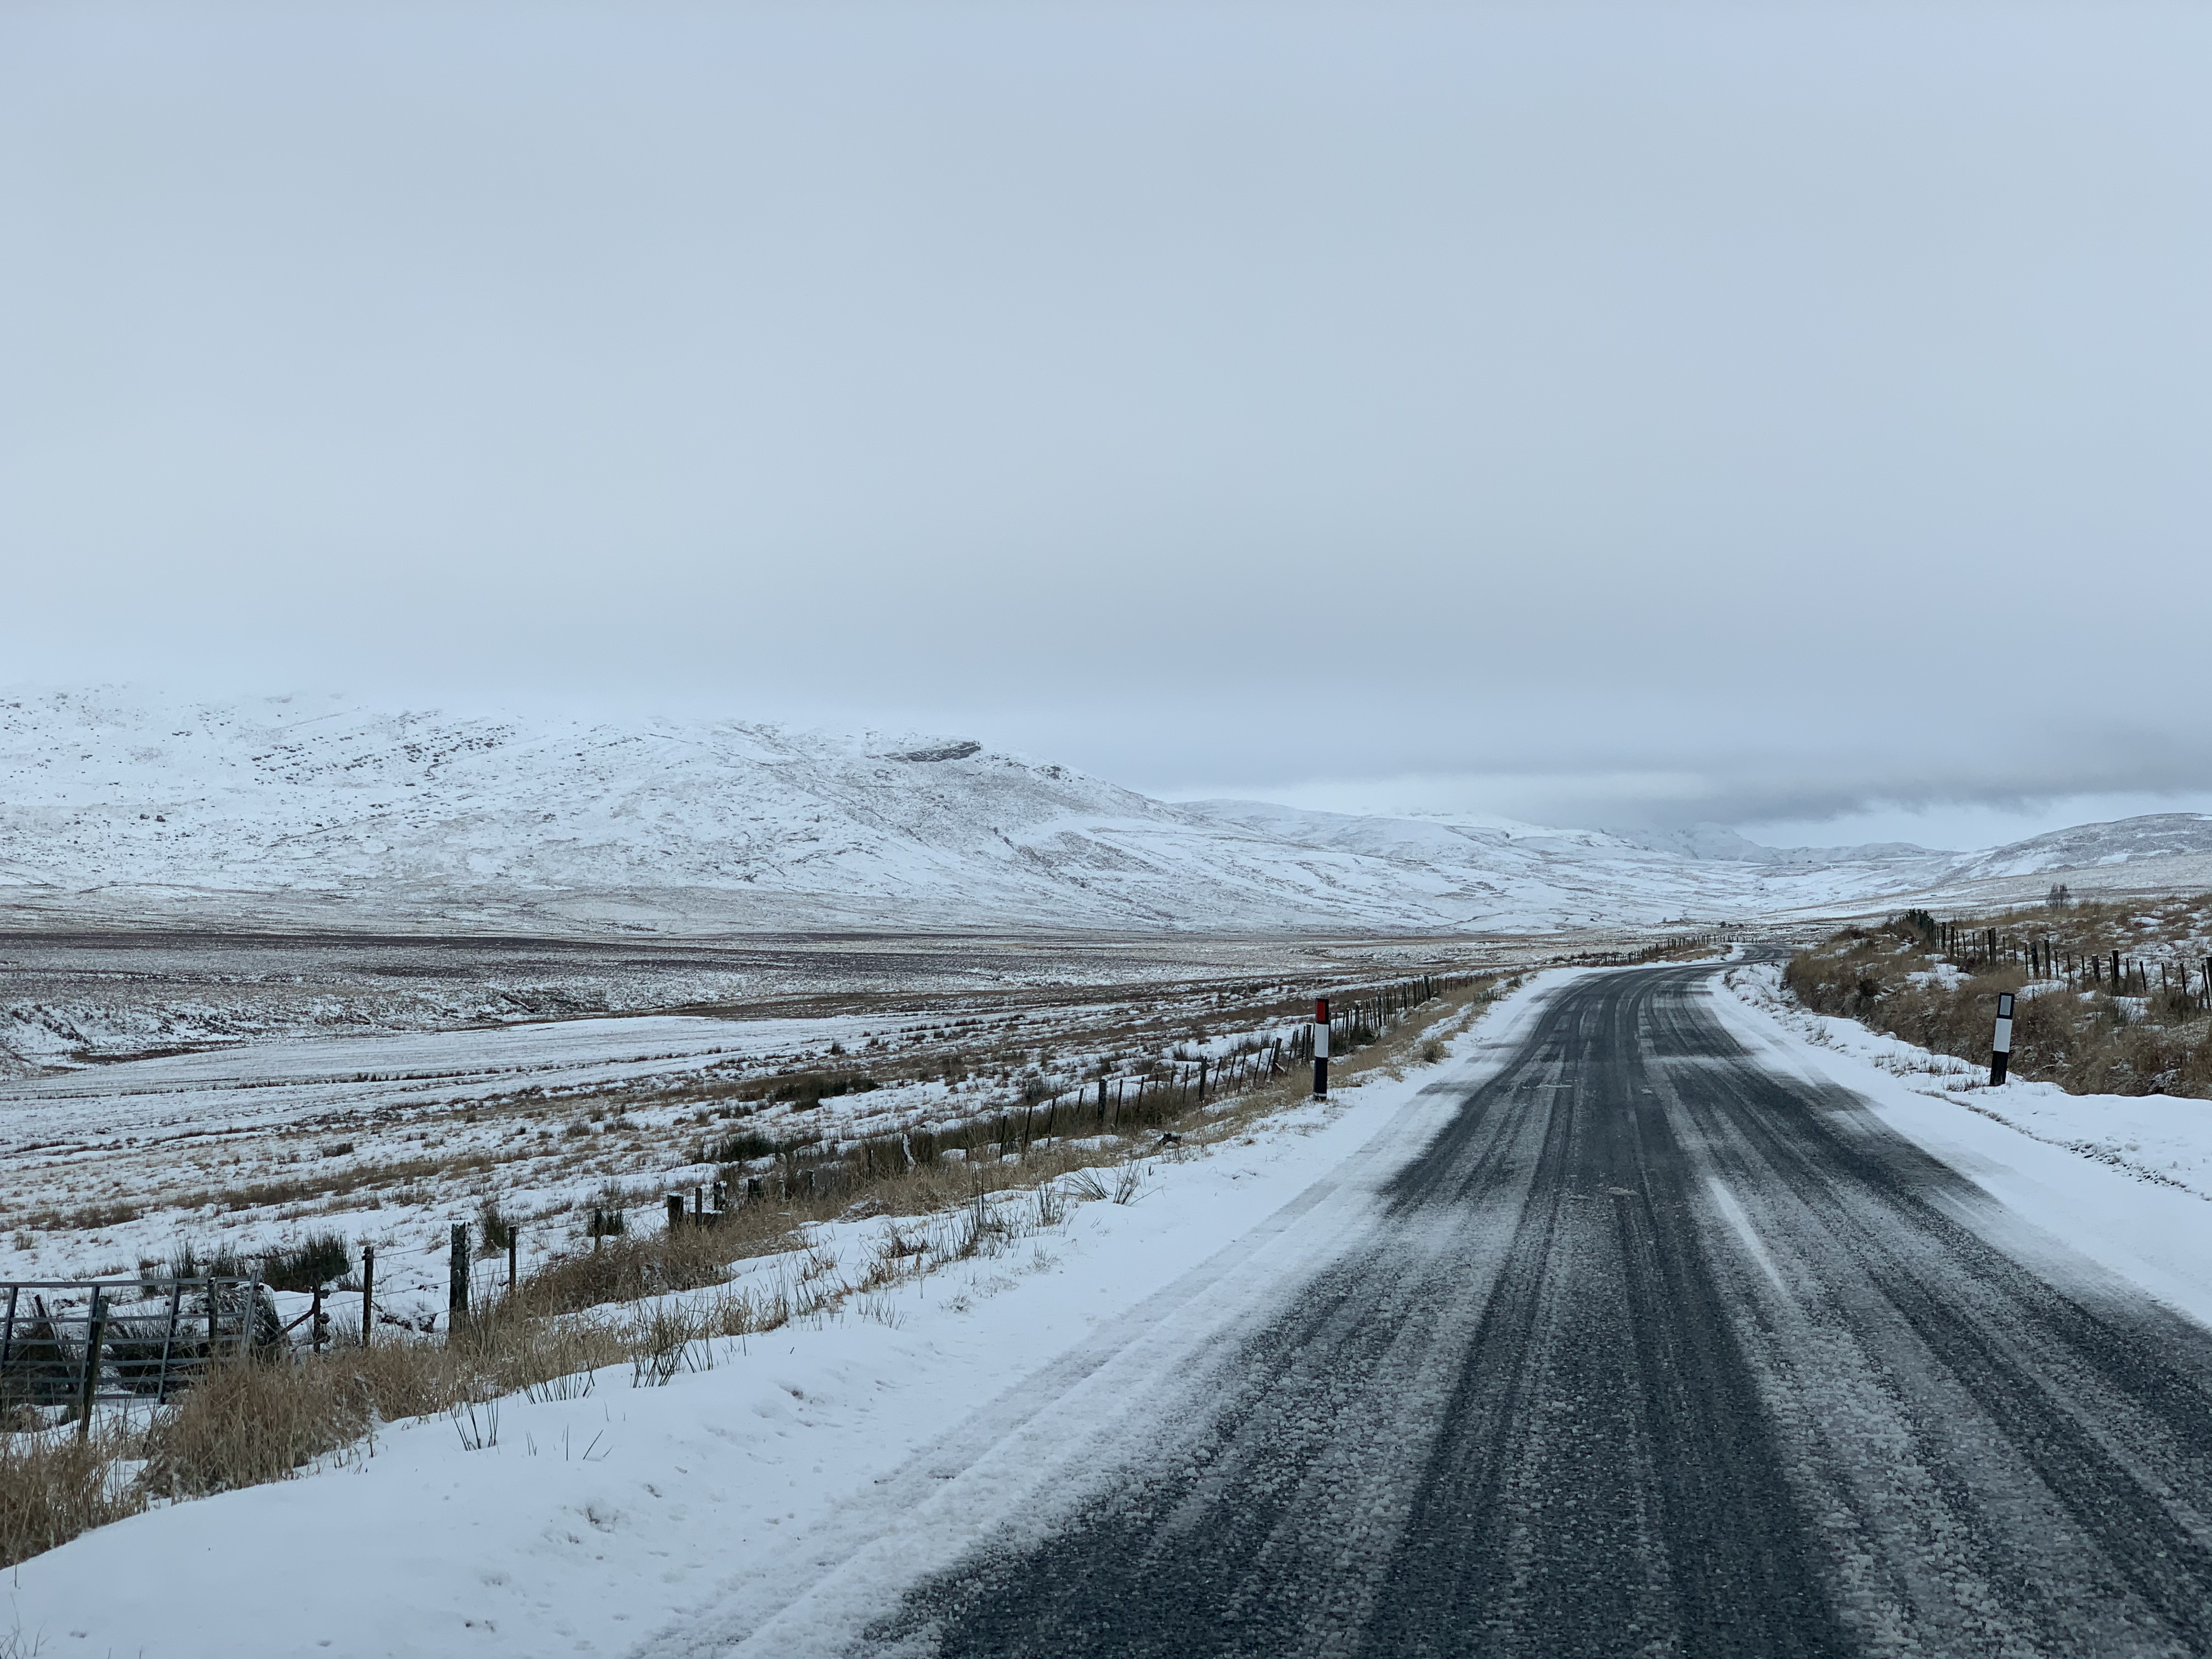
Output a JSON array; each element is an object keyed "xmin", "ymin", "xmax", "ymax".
[
  {"xmin": 1948, "ymin": 813, "xmax": 2212, "ymax": 878},
  {"xmin": 0, "ymin": 690, "xmax": 1420, "ymax": 933},
  {"xmin": 0, "ymin": 691, "xmax": 1795, "ymax": 935}
]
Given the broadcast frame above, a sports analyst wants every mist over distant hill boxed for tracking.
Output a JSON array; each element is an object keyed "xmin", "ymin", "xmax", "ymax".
[{"xmin": 1601, "ymin": 823, "xmax": 1951, "ymax": 867}]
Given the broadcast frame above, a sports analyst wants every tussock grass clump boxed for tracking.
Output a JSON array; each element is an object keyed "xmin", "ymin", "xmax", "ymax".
[
  {"xmin": 1786, "ymin": 902, "xmax": 2212, "ymax": 1099},
  {"xmin": 139, "ymin": 1308, "xmax": 634, "ymax": 1503},
  {"xmin": 144, "ymin": 1356, "xmax": 368, "ymax": 1498},
  {"xmin": 628, "ymin": 1303, "xmax": 712, "ymax": 1387},
  {"xmin": 263, "ymin": 1230, "xmax": 353, "ymax": 1292},
  {"xmin": 520, "ymin": 1211, "xmax": 790, "ymax": 1319},
  {"xmin": 477, "ymin": 1201, "xmax": 517, "ymax": 1254},
  {"xmin": 166, "ymin": 1240, "xmax": 247, "ymax": 1282},
  {"xmin": 737, "ymin": 1072, "xmax": 882, "ymax": 1107},
  {"xmin": 700, "ymin": 1128, "xmax": 778, "ymax": 1165}
]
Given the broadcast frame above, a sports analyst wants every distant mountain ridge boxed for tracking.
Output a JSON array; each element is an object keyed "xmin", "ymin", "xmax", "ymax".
[{"xmin": 0, "ymin": 690, "xmax": 2202, "ymax": 935}]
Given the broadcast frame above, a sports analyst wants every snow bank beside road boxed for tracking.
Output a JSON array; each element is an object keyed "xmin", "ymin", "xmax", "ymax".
[
  {"xmin": 1, "ymin": 978, "xmax": 1561, "ymax": 1659},
  {"xmin": 1714, "ymin": 962, "xmax": 2212, "ymax": 1327}
]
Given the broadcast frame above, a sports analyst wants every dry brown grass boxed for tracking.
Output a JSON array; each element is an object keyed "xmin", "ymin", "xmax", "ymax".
[
  {"xmin": 516, "ymin": 1208, "xmax": 797, "ymax": 1320},
  {"xmin": 143, "ymin": 1356, "xmax": 368, "ymax": 1498},
  {"xmin": 134, "ymin": 1310, "xmax": 639, "ymax": 1504},
  {"xmin": 9, "ymin": 1150, "xmax": 498, "ymax": 1234},
  {"xmin": 1638, "ymin": 935, "xmax": 1735, "ymax": 965},
  {"xmin": 1942, "ymin": 892, "xmax": 2212, "ymax": 971},
  {"xmin": 1, "ymin": 1423, "xmax": 143, "ymax": 1570},
  {"xmin": 1787, "ymin": 910, "xmax": 2212, "ymax": 1099}
]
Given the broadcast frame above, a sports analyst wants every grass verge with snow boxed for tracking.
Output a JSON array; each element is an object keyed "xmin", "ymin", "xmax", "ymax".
[{"xmin": 1786, "ymin": 900, "xmax": 2212, "ymax": 1099}]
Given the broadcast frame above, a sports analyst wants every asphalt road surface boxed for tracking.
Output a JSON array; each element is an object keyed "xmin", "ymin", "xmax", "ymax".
[{"xmin": 864, "ymin": 964, "xmax": 2212, "ymax": 1658}]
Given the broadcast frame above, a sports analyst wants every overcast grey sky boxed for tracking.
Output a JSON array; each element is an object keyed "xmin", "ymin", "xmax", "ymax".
[{"xmin": 4, "ymin": 1, "xmax": 2209, "ymax": 848}]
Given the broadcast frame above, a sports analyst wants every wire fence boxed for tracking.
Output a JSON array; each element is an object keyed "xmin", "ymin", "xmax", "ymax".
[
  {"xmin": 692, "ymin": 972, "xmax": 1486, "ymax": 1215},
  {"xmin": 1927, "ymin": 916, "xmax": 2211, "ymax": 1009}
]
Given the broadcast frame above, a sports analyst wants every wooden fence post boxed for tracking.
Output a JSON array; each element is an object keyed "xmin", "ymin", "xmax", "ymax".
[
  {"xmin": 448, "ymin": 1223, "xmax": 470, "ymax": 1327},
  {"xmin": 361, "ymin": 1243, "xmax": 375, "ymax": 1348}
]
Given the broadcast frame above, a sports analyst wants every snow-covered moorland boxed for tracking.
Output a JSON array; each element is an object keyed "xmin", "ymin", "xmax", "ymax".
[
  {"xmin": 9, "ymin": 689, "xmax": 2212, "ymax": 940},
  {"xmin": 1, "ymin": 980, "xmax": 1513, "ymax": 1655},
  {"xmin": 2, "ymin": 960, "xmax": 1491, "ymax": 1312}
]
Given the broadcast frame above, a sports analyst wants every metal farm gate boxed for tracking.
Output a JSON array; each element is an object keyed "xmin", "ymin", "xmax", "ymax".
[{"xmin": 1, "ymin": 1277, "xmax": 268, "ymax": 1433}]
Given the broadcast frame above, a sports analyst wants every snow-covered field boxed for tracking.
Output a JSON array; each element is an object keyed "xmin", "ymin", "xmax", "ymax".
[
  {"xmin": 10, "ymin": 964, "xmax": 2212, "ymax": 1658},
  {"xmin": 2, "ymin": 949, "xmax": 1516, "ymax": 1320},
  {"xmin": 0, "ymin": 1010, "xmax": 859, "ymax": 1316}
]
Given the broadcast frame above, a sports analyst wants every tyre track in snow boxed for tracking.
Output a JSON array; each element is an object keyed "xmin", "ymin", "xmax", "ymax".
[{"xmin": 851, "ymin": 965, "xmax": 2212, "ymax": 1658}]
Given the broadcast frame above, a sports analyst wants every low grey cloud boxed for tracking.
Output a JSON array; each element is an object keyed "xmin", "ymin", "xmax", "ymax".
[{"xmin": 3, "ymin": 2, "xmax": 2207, "ymax": 834}]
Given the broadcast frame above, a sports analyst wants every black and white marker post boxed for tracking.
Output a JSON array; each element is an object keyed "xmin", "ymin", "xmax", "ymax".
[
  {"xmin": 1312, "ymin": 997, "xmax": 1330, "ymax": 1099},
  {"xmin": 1989, "ymin": 991, "xmax": 2016, "ymax": 1087}
]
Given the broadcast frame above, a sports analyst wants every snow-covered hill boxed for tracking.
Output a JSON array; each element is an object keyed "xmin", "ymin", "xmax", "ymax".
[
  {"xmin": 1907, "ymin": 812, "xmax": 2212, "ymax": 911},
  {"xmin": 1944, "ymin": 813, "xmax": 2212, "ymax": 882},
  {"xmin": 0, "ymin": 689, "xmax": 1416, "ymax": 933},
  {"xmin": 0, "ymin": 690, "xmax": 2202, "ymax": 935}
]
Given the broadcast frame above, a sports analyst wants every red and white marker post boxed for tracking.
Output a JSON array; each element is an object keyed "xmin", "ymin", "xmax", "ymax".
[
  {"xmin": 1989, "ymin": 991, "xmax": 2015, "ymax": 1086},
  {"xmin": 1312, "ymin": 997, "xmax": 1330, "ymax": 1099}
]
